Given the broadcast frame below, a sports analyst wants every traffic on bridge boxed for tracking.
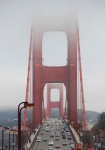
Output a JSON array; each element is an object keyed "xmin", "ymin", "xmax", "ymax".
[{"xmin": 31, "ymin": 118, "xmax": 76, "ymax": 150}]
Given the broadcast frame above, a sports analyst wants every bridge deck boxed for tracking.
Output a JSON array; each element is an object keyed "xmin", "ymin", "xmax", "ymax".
[{"xmin": 26, "ymin": 118, "xmax": 82, "ymax": 150}]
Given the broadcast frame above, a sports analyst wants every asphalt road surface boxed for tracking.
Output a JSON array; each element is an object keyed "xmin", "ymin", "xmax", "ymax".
[{"xmin": 31, "ymin": 118, "xmax": 75, "ymax": 150}]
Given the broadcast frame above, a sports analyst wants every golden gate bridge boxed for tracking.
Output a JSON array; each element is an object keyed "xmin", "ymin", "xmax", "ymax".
[{"xmin": 0, "ymin": 0, "xmax": 88, "ymax": 149}]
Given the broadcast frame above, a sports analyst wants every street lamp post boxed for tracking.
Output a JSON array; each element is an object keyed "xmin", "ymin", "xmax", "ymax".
[
  {"xmin": 9, "ymin": 129, "xmax": 11, "ymax": 150},
  {"xmin": 2, "ymin": 127, "xmax": 9, "ymax": 150},
  {"xmin": 18, "ymin": 102, "xmax": 34, "ymax": 150},
  {"xmin": 12, "ymin": 131, "xmax": 15, "ymax": 150},
  {"xmin": 0, "ymin": 125, "xmax": 2, "ymax": 149},
  {"xmin": 2, "ymin": 127, "xmax": 4, "ymax": 150},
  {"xmin": 11, "ymin": 129, "xmax": 18, "ymax": 150}
]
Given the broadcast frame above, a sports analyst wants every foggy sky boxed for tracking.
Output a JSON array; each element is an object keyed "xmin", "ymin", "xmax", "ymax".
[{"xmin": 0, "ymin": 0, "xmax": 105, "ymax": 112}]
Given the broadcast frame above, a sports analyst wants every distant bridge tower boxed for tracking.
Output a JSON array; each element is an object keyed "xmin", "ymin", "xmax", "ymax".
[{"xmin": 46, "ymin": 83, "xmax": 64, "ymax": 118}]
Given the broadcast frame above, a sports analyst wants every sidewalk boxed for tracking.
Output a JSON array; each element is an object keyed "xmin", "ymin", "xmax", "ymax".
[
  {"xmin": 69, "ymin": 124, "xmax": 81, "ymax": 143},
  {"xmin": 26, "ymin": 128, "xmax": 39, "ymax": 149},
  {"xmin": 25, "ymin": 120, "xmax": 45, "ymax": 150}
]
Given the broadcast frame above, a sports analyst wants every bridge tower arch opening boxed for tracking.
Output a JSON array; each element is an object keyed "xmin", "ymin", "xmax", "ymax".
[
  {"xmin": 50, "ymin": 88, "xmax": 60, "ymax": 102},
  {"xmin": 50, "ymin": 89, "xmax": 60, "ymax": 118},
  {"xmin": 42, "ymin": 31, "xmax": 67, "ymax": 66},
  {"xmin": 43, "ymin": 83, "xmax": 66, "ymax": 119},
  {"xmin": 45, "ymin": 83, "xmax": 64, "ymax": 119}
]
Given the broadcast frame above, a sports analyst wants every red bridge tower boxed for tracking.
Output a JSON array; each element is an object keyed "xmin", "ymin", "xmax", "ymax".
[{"xmin": 31, "ymin": 1, "xmax": 78, "ymax": 126}]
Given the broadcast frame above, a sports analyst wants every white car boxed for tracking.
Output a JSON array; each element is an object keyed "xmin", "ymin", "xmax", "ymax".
[
  {"xmin": 55, "ymin": 144, "xmax": 60, "ymax": 148},
  {"xmin": 70, "ymin": 143, "xmax": 74, "ymax": 148},
  {"xmin": 46, "ymin": 127, "xmax": 49, "ymax": 132},
  {"xmin": 37, "ymin": 136, "xmax": 41, "ymax": 142},
  {"xmin": 63, "ymin": 141, "xmax": 68, "ymax": 145},
  {"xmin": 49, "ymin": 141, "xmax": 53, "ymax": 146},
  {"xmin": 47, "ymin": 147, "xmax": 53, "ymax": 150}
]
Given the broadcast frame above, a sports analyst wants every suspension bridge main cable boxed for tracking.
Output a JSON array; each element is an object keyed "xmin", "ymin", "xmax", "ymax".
[
  {"xmin": 23, "ymin": 29, "xmax": 33, "ymax": 130},
  {"xmin": 77, "ymin": 27, "xmax": 87, "ymax": 130}
]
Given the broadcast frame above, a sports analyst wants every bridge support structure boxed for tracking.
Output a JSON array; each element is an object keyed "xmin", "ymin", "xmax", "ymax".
[
  {"xmin": 46, "ymin": 83, "xmax": 64, "ymax": 118},
  {"xmin": 32, "ymin": 33, "xmax": 77, "ymax": 125},
  {"xmin": 31, "ymin": 0, "xmax": 78, "ymax": 127}
]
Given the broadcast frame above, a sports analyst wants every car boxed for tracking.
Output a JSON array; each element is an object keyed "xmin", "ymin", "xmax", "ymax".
[
  {"xmin": 47, "ymin": 147, "xmax": 53, "ymax": 150},
  {"xmin": 55, "ymin": 133, "xmax": 59, "ymax": 137},
  {"xmin": 43, "ymin": 138, "xmax": 47, "ymax": 142},
  {"xmin": 50, "ymin": 133, "xmax": 54, "ymax": 137},
  {"xmin": 37, "ymin": 136, "xmax": 41, "ymax": 142},
  {"xmin": 67, "ymin": 132, "xmax": 71, "ymax": 136},
  {"xmin": 61, "ymin": 130, "xmax": 64, "ymax": 134},
  {"xmin": 62, "ymin": 135, "xmax": 66, "ymax": 139},
  {"xmin": 68, "ymin": 135, "xmax": 71, "ymax": 140},
  {"xmin": 49, "ymin": 141, "xmax": 53, "ymax": 146},
  {"xmin": 47, "ymin": 123, "xmax": 50, "ymax": 126},
  {"xmin": 55, "ymin": 138, "xmax": 59, "ymax": 141},
  {"xmin": 55, "ymin": 144, "xmax": 60, "ymax": 148},
  {"xmin": 63, "ymin": 141, "xmax": 68, "ymax": 145},
  {"xmin": 70, "ymin": 143, "xmax": 74, "ymax": 149},
  {"xmin": 37, "ymin": 138, "xmax": 41, "ymax": 142},
  {"xmin": 37, "ymin": 136, "xmax": 41, "ymax": 139},
  {"xmin": 46, "ymin": 127, "xmax": 49, "ymax": 132}
]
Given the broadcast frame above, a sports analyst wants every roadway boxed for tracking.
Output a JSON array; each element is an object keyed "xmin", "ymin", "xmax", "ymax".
[{"xmin": 31, "ymin": 118, "xmax": 75, "ymax": 150}]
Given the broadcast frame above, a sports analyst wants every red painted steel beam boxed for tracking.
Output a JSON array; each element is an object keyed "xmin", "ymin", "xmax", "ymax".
[
  {"xmin": 42, "ymin": 66, "xmax": 69, "ymax": 82},
  {"xmin": 67, "ymin": 29, "xmax": 78, "ymax": 124},
  {"xmin": 49, "ymin": 102, "xmax": 60, "ymax": 108},
  {"xmin": 33, "ymin": 31, "xmax": 43, "ymax": 125}
]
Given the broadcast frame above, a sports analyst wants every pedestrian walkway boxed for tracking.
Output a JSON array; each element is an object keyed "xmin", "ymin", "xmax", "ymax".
[
  {"xmin": 69, "ymin": 124, "xmax": 81, "ymax": 143},
  {"xmin": 26, "ymin": 128, "xmax": 39, "ymax": 150},
  {"xmin": 25, "ymin": 120, "xmax": 45, "ymax": 150}
]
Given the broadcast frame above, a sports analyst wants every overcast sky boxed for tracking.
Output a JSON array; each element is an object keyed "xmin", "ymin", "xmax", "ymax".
[{"xmin": 0, "ymin": 0, "xmax": 105, "ymax": 113}]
